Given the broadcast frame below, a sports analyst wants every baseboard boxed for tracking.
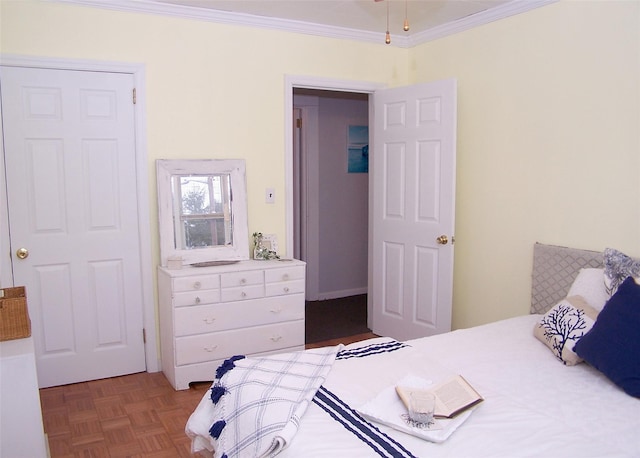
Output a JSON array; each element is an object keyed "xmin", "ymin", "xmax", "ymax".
[{"xmin": 317, "ymin": 287, "xmax": 367, "ymax": 301}]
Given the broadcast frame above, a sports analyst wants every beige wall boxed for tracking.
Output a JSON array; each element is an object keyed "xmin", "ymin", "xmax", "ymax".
[
  {"xmin": 409, "ymin": 0, "xmax": 640, "ymax": 328},
  {"xmin": 0, "ymin": 0, "xmax": 407, "ymax": 262},
  {"xmin": 2, "ymin": 0, "xmax": 639, "ymax": 330}
]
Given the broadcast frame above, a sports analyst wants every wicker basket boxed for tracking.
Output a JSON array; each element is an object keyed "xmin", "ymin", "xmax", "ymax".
[{"xmin": 0, "ymin": 286, "xmax": 31, "ymax": 341}]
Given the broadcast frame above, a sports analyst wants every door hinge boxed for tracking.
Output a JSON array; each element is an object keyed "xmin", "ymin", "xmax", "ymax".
[
  {"xmin": 296, "ymin": 117, "xmax": 302, "ymax": 128},
  {"xmin": 142, "ymin": 328, "xmax": 146, "ymax": 343},
  {"xmin": 133, "ymin": 88, "xmax": 137, "ymax": 105}
]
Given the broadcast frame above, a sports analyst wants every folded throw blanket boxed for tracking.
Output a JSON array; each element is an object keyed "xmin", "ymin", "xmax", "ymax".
[{"xmin": 189, "ymin": 345, "xmax": 342, "ymax": 458}]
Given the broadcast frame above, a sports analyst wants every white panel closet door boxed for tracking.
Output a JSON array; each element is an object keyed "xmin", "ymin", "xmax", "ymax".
[
  {"xmin": 1, "ymin": 66, "xmax": 146, "ymax": 387},
  {"xmin": 371, "ymin": 79, "xmax": 457, "ymax": 341}
]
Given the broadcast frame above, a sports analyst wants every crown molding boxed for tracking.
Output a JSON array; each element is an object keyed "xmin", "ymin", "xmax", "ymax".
[
  {"xmin": 406, "ymin": 0, "xmax": 557, "ymax": 47},
  {"xmin": 47, "ymin": 0, "xmax": 557, "ymax": 48}
]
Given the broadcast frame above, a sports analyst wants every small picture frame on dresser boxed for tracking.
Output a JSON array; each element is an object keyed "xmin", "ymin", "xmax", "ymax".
[{"xmin": 261, "ymin": 234, "xmax": 278, "ymax": 254}]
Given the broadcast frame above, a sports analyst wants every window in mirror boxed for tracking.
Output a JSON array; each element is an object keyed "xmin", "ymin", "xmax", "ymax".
[{"xmin": 172, "ymin": 174, "xmax": 232, "ymax": 250}]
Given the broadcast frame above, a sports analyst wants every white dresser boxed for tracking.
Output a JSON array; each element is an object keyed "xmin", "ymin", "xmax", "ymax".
[
  {"xmin": 0, "ymin": 337, "xmax": 49, "ymax": 457},
  {"xmin": 158, "ymin": 259, "xmax": 306, "ymax": 390}
]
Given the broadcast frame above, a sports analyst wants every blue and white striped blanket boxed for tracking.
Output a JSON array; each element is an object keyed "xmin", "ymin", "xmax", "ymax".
[{"xmin": 186, "ymin": 345, "xmax": 342, "ymax": 458}]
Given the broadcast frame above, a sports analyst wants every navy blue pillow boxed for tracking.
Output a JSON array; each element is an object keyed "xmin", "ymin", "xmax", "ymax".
[{"xmin": 574, "ymin": 276, "xmax": 640, "ymax": 397}]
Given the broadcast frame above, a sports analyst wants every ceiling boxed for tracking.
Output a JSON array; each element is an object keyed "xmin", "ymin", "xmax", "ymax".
[
  {"xmin": 152, "ymin": 0, "xmax": 513, "ymax": 35},
  {"xmin": 60, "ymin": 0, "xmax": 554, "ymax": 47}
]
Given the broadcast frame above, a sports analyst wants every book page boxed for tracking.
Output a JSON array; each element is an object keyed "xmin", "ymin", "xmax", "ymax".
[
  {"xmin": 432, "ymin": 376, "xmax": 482, "ymax": 417},
  {"xmin": 396, "ymin": 375, "xmax": 483, "ymax": 418}
]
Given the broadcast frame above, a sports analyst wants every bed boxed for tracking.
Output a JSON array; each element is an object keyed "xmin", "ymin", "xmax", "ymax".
[{"xmin": 185, "ymin": 243, "xmax": 640, "ymax": 457}]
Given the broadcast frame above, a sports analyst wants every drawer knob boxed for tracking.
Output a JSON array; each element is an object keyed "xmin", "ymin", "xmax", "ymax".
[
  {"xmin": 240, "ymin": 278, "xmax": 247, "ymax": 285},
  {"xmin": 270, "ymin": 335, "xmax": 282, "ymax": 342},
  {"xmin": 193, "ymin": 281, "xmax": 201, "ymax": 289},
  {"xmin": 203, "ymin": 317, "xmax": 216, "ymax": 324},
  {"xmin": 241, "ymin": 291, "xmax": 247, "ymax": 298},
  {"xmin": 270, "ymin": 307, "xmax": 282, "ymax": 314},
  {"xmin": 194, "ymin": 296, "xmax": 201, "ymax": 304},
  {"xmin": 282, "ymin": 274, "xmax": 290, "ymax": 281},
  {"xmin": 283, "ymin": 287, "xmax": 290, "ymax": 293},
  {"xmin": 204, "ymin": 345, "xmax": 218, "ymax": 352}
]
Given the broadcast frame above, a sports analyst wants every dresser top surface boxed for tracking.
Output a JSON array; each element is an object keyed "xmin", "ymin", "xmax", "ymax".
[{"xmin": 158, "ymin": 259, "xmax": 305, "ymax": 277}]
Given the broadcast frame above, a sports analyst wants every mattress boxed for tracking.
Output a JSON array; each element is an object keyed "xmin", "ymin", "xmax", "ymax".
[{"xmin": 186, "ymin": 314, "xmax": 640, "ymax": 457}]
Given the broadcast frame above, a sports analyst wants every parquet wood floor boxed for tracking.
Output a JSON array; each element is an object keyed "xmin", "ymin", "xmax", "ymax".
[{"xmin": 39, "ymin": 332, "xmax": 377, "ymax": 457}]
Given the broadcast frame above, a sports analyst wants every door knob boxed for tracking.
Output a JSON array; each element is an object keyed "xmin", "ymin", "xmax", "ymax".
[
  {"xmin": 436, "ymin": 235, "xmax": 448, "ymax": 245},
  {"xmin": 16, "ymin": 248, "xmax": 29, "ymax": 259}
]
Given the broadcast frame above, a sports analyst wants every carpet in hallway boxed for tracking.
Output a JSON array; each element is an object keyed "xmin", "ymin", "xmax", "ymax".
[{"xmin": 305, "ymin": 294, "xmax": 370, "ymax": 344}]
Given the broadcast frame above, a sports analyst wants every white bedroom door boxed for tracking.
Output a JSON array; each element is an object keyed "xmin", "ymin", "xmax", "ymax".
[
  {"xmin": 0, "ymin": 66, "xmax": 146, "ymax": 387},
  {"xmin": 370, "ymin": 79, "xmax": 457, "ymax": 341}
]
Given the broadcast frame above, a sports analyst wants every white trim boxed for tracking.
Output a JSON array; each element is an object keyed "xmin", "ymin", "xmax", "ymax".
[
  {"xmin": 48, "ymin": 0, "xmax": 557, "ymax": 48},
  {"xmin": 318, "ymin": 287, "xmax": 368, "ymax": 301},
  {"xmin": 406, "ymin": 0, "xmax": 557, "ymax": 47},
  {"xmin": 0, "ymin": 108, "xmax": 13, "ymax": 288},
  {"xmin": 292, "ymin": 99, "xmax": 320, "ymax": 300},
  {"xmin": 0, "ymin": 54, "xmax": 160, "ymax": 373},
  {"xmin": 284, "ymin": 76, "xmax": 384, "ymax": 258}
]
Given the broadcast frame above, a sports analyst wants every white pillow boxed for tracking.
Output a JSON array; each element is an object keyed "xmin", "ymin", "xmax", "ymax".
[{"xmin": 567, "ymin": 268, "xmax": 609, "ymax": 312}]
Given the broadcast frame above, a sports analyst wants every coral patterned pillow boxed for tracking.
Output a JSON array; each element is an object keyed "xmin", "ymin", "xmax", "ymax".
[{"xmin": 534, "ymin": 296, "xmax": 599, "ymax": 365}]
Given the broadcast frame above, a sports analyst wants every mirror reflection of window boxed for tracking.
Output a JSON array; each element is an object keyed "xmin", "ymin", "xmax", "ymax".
[{"xmin": 171, "ymin": 174, "xmax": 233, "ymax": 250}]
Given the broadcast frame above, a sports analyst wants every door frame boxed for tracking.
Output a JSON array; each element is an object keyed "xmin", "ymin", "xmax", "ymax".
[
  {"xmin": 0, "ymin": 54, "xmax": 159, "ymax": 373},
  {"xmin": 292, "ymin": 97, "xmax": 321, "ymax": 300},
  {"xmin": 284, "ymin": 75, "xmax": 384, "ymax": 324}
]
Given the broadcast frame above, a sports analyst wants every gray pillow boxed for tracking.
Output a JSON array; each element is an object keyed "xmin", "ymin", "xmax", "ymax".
[{"xmin": 603, "ymin": 248, "xmax": 640, "ymax": 296}]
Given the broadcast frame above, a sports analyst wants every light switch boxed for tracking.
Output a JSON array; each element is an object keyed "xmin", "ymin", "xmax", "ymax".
[{"xmin": 265, "ymin": 188, "xmax": 275, "ymax": 204}]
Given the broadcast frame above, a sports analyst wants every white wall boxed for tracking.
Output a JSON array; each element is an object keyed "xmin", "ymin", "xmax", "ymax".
[{"xmin": 317, "ymin": 93, "xmax": 368, "ymax": 299}]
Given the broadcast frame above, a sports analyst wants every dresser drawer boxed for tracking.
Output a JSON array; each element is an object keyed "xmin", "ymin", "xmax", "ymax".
[
  {"xmin": 221, "ymin": 270, "xmax": 263, "ymax": 288},
  {"xmin": 265, "ymin": 279, "xmax": 305, "ymax": 297},
  {"xmin": 173, "ymin": 274, "xmax": 220, "ymax": 292},
  {"xmin": 220, "ymin": 284, "xmax": 264, "ymax": 302},
  {"xmin": 173, "ymin": 289, "xmax": 220, "ymax": 307},
  {"xmin": 175, "ymin": 320, "xmax": 305, "ymax": 366},
  {"xmin": 174, "ymin": 294, "xmax": 304, "ymax": 337},
  {"xmin": 265, "ymin": 265, "xmax": 305, "ymax": 283}
]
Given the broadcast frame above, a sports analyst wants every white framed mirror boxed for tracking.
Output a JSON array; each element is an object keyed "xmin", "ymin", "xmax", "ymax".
[{"xmin": 156, "ymin": 159, "xmax": 249, "ymax": 266}]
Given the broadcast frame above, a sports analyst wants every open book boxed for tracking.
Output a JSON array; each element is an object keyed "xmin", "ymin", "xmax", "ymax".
[{"xmin": 396, "ymin": 375, "xmax": 483, "ymax": 419}]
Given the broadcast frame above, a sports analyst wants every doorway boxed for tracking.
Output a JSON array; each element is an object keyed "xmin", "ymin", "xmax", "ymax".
[
  {"xmin": 286, "ymin": 76, "xmax": 457, "ymax": 342},
  {"xmin": 293, "ymin": 88, "xmax": 370, "ymax": 342}
]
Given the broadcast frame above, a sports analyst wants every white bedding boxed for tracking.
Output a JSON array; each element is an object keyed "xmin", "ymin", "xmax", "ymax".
[{"xmin": 186, "ymin": 315, "xmax": 640, "ymax": 457}]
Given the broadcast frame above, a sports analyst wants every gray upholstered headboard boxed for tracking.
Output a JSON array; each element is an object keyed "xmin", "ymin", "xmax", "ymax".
[{"xmin": 530, "ymin": 243, "xmax": 603, "ymax": 314}]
